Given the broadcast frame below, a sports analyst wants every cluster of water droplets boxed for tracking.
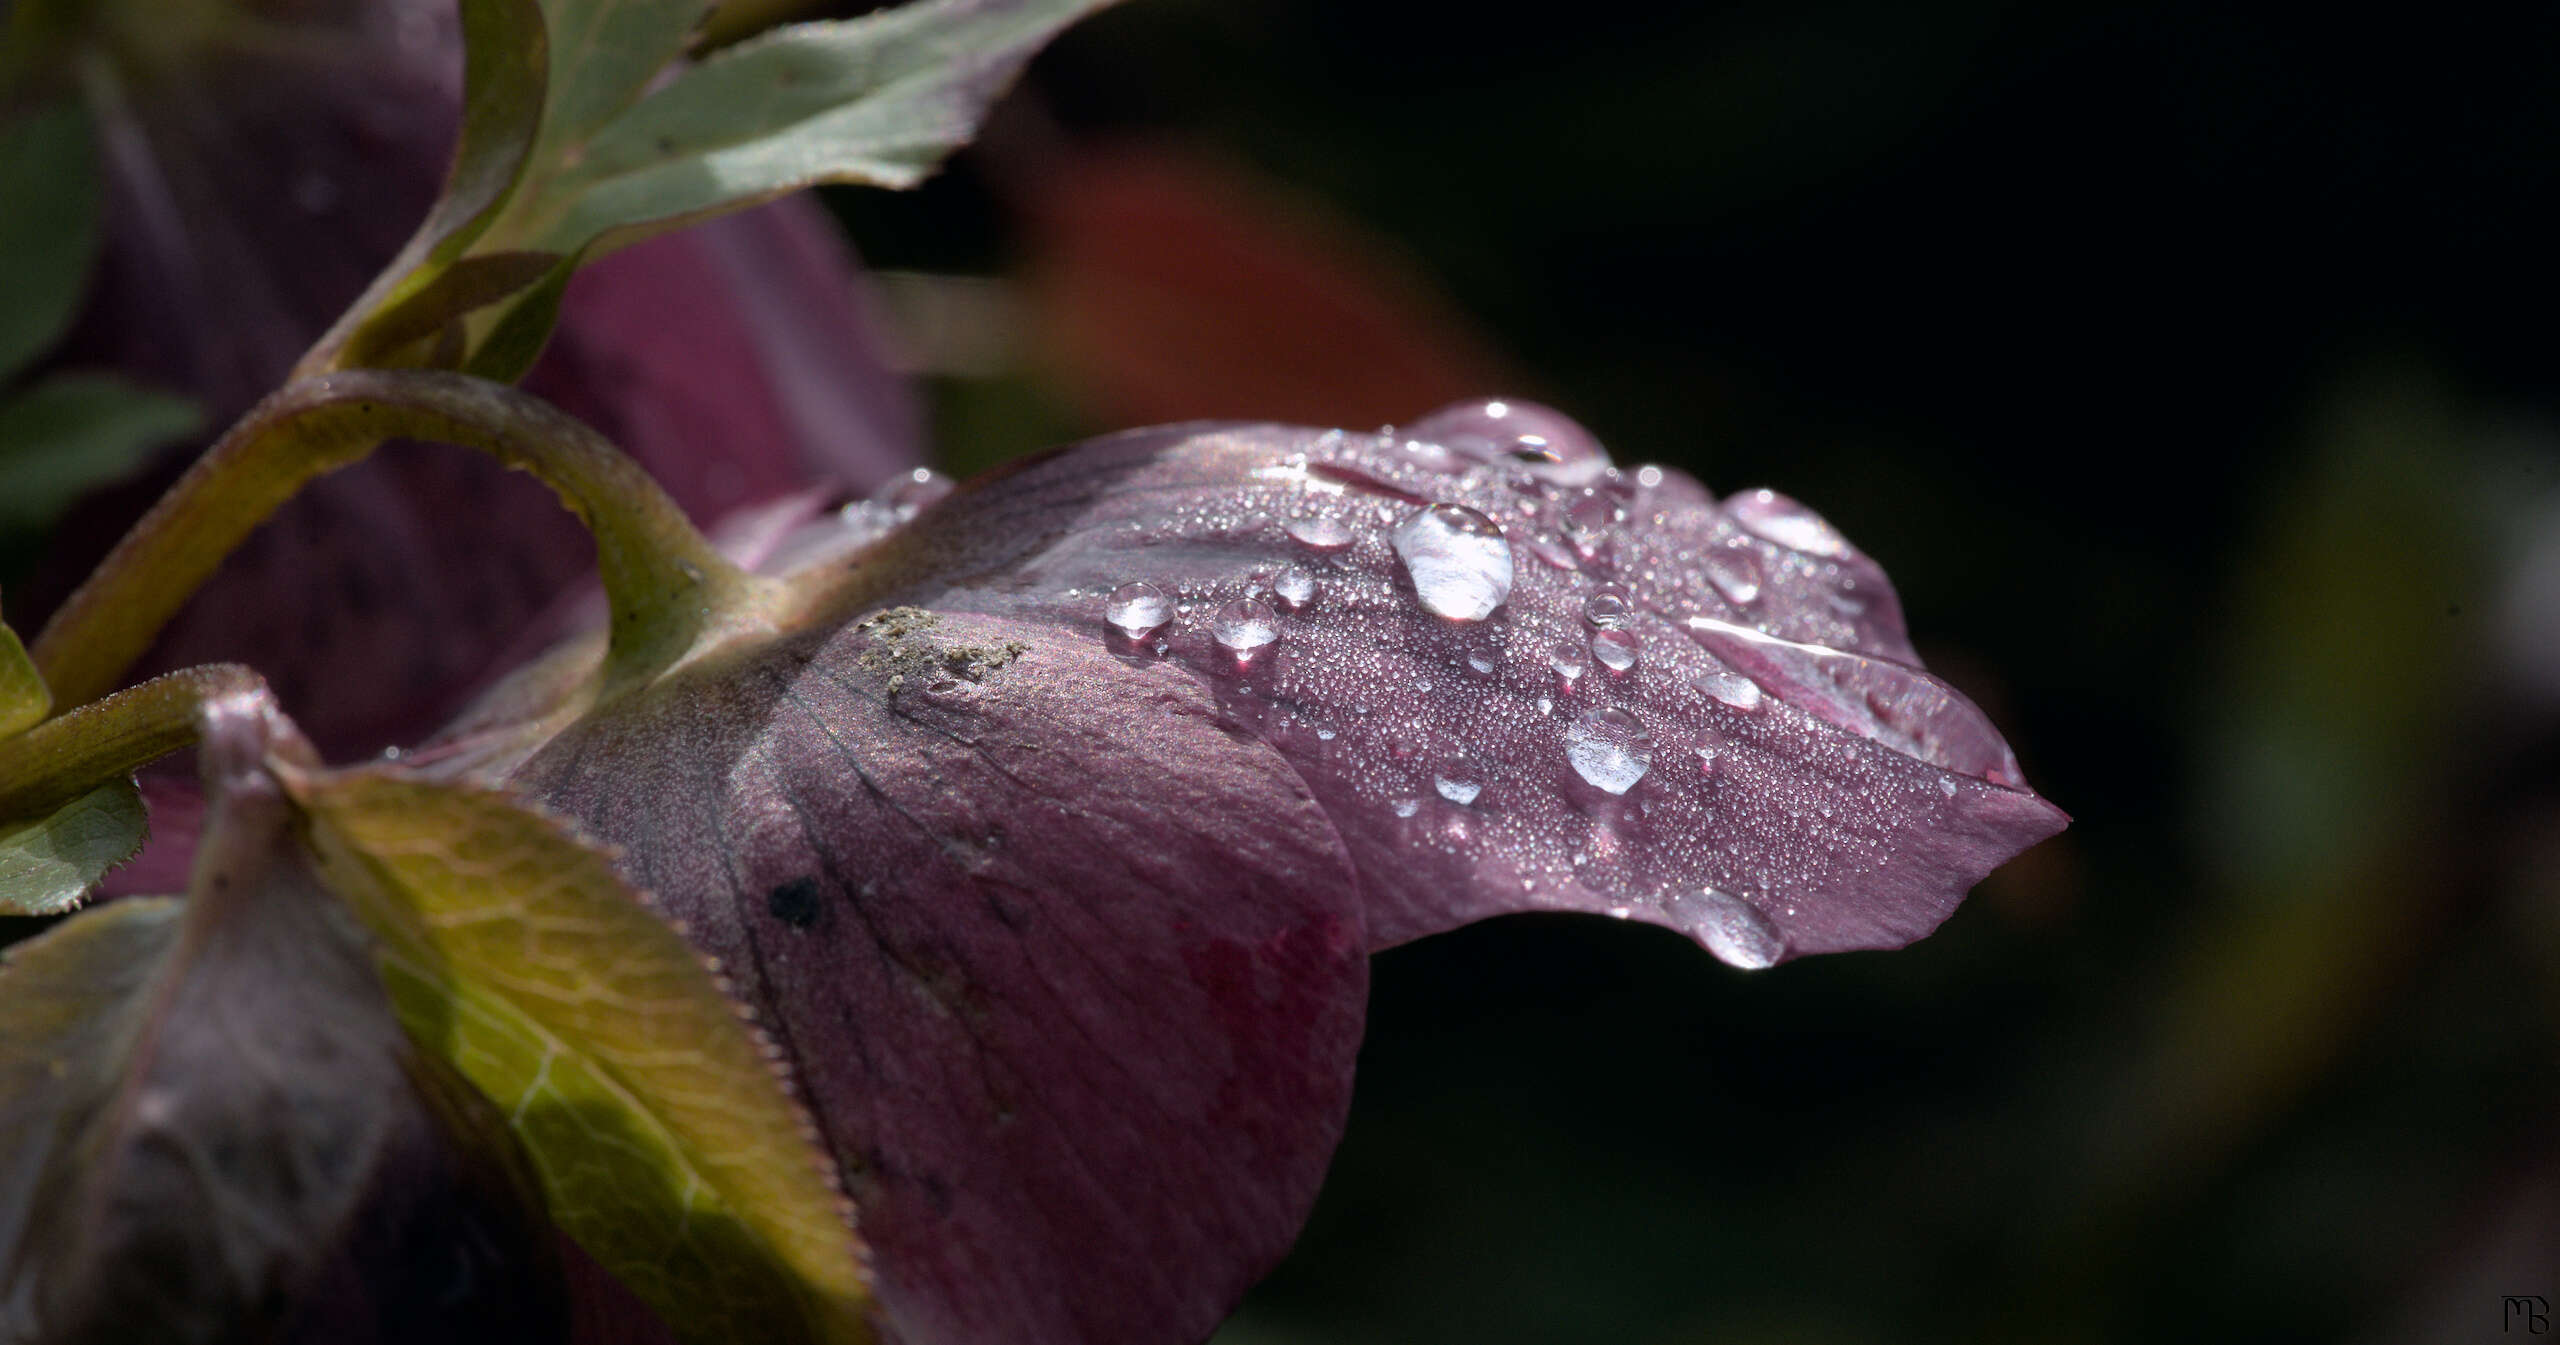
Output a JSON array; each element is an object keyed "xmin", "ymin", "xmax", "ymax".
[{"xmin": 1047, "ymin": 403, "xmax": 2041, "ymax": 970}]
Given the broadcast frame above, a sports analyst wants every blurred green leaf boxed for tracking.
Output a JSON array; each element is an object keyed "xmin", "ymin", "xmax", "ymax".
[
  {"xmin": 289, "ymin": 766, "xmax": 870, "ymax": 1345},
  {"xmin": 0, "ymin": 614, "xmax": 43, "ymax": 738},
  {"xmin": 0, "ymin": 372, "xmax": 201, "ymax": 535},
  {"xmin": 0, "ymin": 100, "xmax": 98, "ymax": 384},
  {"xmin": 0, "ymin": 781, "xmax": 143, "ymax": 915}
]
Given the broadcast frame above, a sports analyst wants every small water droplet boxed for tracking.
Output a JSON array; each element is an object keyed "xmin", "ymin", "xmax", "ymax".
[
  {"xmin": 1211, "ymin": 597, "xmax": 1281, "ymax": 664},
  {"xmin": 1589, "ymin": 628, "xmax": 1640, "ymax": 673},
  {"xmin": 1727, "ymin": 488, "xmax": 1850, "ymax": 558},
  {"xmin": 1525, "ymin": 537, "xmax": 1580, "ymax": 571},
  {"xmin": 1393, "ymin": 503, "xmax": 1513, "ymax": 622},
  {"xmin": 1105, "ymin": 582, "xmax": 1172, "ymax": 641},
  {"xmin": 1270, "ymin": 566, "xmax": 1319, "ymax": 611},
  {"xmin": 1467, "ymin": 649, "xmax": 1498, "ymax": 676},
  {"xmin": 1287, "ymin": 516, "xmax": 1355, "ymax": 552},
  {"xmin": 1704, "ymin": 547, "xmax": 1764, "ymax": 605},
  {"xmin": 1560, "ymin": 492, "xmax": 1623, "ymax": 560},
  {"xmin": 1434, "ymin": 756, "xmax": 1487, "ymax": 806},
  {"xmin": 875, "ymin": 466, "xmax": 954, "ymax": 520},
  {"xmin": 1564, "ymin": 706, "xmax": 1653, "ymax": 794},
  {"xmin": 1938, "ymin": 776, "xmax": 1958, "ymax": 797},
  {"xmin": 1636, "ymin": 464, "xmax": 1666, "ymax": 488},
  {"xmin": 1406, "ymin": 398, "xmax": 1613, "ymax": 485},
  {"xmin": 1317, "ymin": 728, "xmax": 1337, "ymax": 741},
  {"xmin": 1693, "ymin": 669, "xmax": 1764, "ymax": 710},
  {"xmin": 1392, "ymin": 797, "xmax": 1422, "ymax": 819},
  {"xmin": 1685, "ymin": 616, "xmax": 2025, "ymax": 784},
  {"xmin": 1550, "ymin": 643, "xmax": 1588, "ymax": 691},
  {"xmin": 1669, "ymin": 889, "xmax": 1784, "ymax": 970},
  {"xmin": 1581, "ymin": 588, "xmax": 1634, "ymax": 629}
]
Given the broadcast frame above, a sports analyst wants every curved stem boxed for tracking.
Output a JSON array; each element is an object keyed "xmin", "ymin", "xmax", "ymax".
[
  {"xmin": 0, "ymin": 663, "xmax": 266, "ymax": 822},
  {"xmin": 31, "ymin": 368, "xmax": 762, "ymax": 710}
]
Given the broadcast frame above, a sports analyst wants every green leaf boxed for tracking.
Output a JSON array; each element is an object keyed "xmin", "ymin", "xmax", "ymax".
[
  {"xmin": 534, "ymin": 0, "xmax": 722, "ymax": 173},
  {"xmin": 0, "ymin": 743, "xmax": 566, "ymax": 1340},
  {"xmin": 0, "ymin": 613, "xmax": 44, "ymax": 738},
  {"xmin": 301, "ymin": 0, "xmax": 553, "ymax": 373},
  {"xmin": 0, "ymin": 100, "xmax": 99, "ymax": 384},
  {"xmin": 516, "ymin": 0, "xmax": 1117, "ymax": 253},
  {"xmin": 287, "ymin": 766, "xmax": 869, "ymax": 1345},
  {"xmin": 0, "ymin": 781, "xmax": 144, "ymax": 915},
  {"xmin": 0, "ymin": 372, "xmax": 202, "ymax": 536}
]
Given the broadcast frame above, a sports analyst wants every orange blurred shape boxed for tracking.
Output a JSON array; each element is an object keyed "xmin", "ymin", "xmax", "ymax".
[{"xmin": 1022, "ymin": 143, "xmax": 1516, "ymax": 429}]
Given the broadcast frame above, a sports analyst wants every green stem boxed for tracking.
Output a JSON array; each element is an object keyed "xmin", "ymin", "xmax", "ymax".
[
  {"xmin": 0, "ymin": 663, "xmax": 263, "ymax": 822},
  {"xmin": 31, "ymin": 369, "xmax": 762, "ymax": 711}
]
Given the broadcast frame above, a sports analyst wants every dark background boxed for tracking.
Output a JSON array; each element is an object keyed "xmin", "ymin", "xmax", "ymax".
[{"xmin": 823, "ymin": 2, "xmax": 2560, "ymax": 1341}]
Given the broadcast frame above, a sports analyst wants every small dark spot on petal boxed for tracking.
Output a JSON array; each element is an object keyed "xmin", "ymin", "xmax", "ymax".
[{"xmin": 766, "ymin": 877, "xmax": 823, "ymax": 929}]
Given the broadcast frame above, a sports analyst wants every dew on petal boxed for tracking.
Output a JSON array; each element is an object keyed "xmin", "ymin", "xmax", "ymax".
[
  {"xmin": 1589, "ymin": 628, "xmax": 1640, "ymax": 674},
  {"xmin": 1270, "ymin": 566, "xmax": 1319, "ymax": 611},
  {"xmin": 1104, "ymin": 582, "xmax": 1172, "ymax": 641},
  {"xmin": 1434, "ymin": 756, "xmax": 1487, "ymax": 806},
  {"xmin": 1550, "ymin": 643, "xmax": 1589, "ymax": 692},
  {"xmin": 1726, "ymin": 488, "xmax": 1850, "ymax": 558},
  {"xmin": 1669, "ymin": 888, "xmax": 1785, "ymax": 970},
  {"xmin": 1563, "ymin": 706, "xmax": 1652, "ymax": 794},
  {"xmin": 1692, "ymin": 668, "xmax": 1764, "ymax": 711},
  {"xmin": 1581, "ymin": 588, "xmax": 1633, "ymax": 629},
  {"xmin": 1286, "ymin": 516, "xmax": 1355, "ymax": 552},
  {"xmin": 1211, "ymin": 597, "xmax": 1281, "ymax": 664},
  {"xmin": 1703, "ymin": 547, "xmax": 1764, "ymax": 605},
  {"xmin": 1525, "ymin": 537, "xmax": 1580, "ymax": 571},
  {"xmin": 1392, "ymin": 503, "xmax": 1513, "ymax": 622},
  {"xmin": 1406, "ymin": 398, "xmax": 1612, "ymax": 485},
  {"xmin": 1684, "ymin": 616, "xmax": 2025, "ymax": 784},
  {"xmin": 876, "ymin": 466, "xmax": 955, "ymax": 519}
]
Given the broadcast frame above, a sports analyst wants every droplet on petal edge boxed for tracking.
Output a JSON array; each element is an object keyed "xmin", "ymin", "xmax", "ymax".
[
  {"xmin": 1405, "ymin": 397, "xmax": 1613, "ymax": 486},
  {"xmin": 1392, "ymin": 503, "xmax": 1513, "ymax": 622},
  {"xmin": 1725, "ymin": 488, "xmax": 1850, "ymax": 558},
  {"xmin": 1563, "ymin": 706, "xmax": 1652, "ymax": 795},
  {"xmin": 1105, "ymin": 582, "xmax": 1173, "ymax": 641},
  {"xmin": 1668, "ymin": 889, "xmax": 1785, "ymax": 970}
]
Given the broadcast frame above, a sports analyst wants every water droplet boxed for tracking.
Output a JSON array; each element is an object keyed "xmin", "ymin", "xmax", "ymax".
[
  {"xmin": 1669, "ymin": 889, "xmax": 1784, "ymax": 970},
  {"xmin": 1105, "ymin": 582, "xmax": 1172, "ymax": 641},
  {"xmin": 1398, "ymin": 438, "xmax": 1463, "ymax": 472},
  {"xmin": 1211, "ymin": 597, "xmax": 1282, "ymax": 663},
  {"xmin": 1392, "ymin": 797, "xmax": 1422, "ymax": 819},
  {"xmin": 1563, "ymin": 706, "xmax": 1653, "ymax": 794},
  {"xmin": 1407, "ymin": 398, "xmax": 1612, "ymax": 485},
  {"xmin": 1727, "ymin": 488, "xmax": 1850, "ymax": 558},
  {"xmin": 1550, "ymin": 643, "xmax": 1588, "ymax": 691},
  {"xmin": 1317, "ymin": 727, "xmax": 1338, "ymax": 741},
  {"xmin": 1589, "ymin": 628, "xmax": 1640, "ymax": 673},
  {"xmin": 1684, "ymin": 616, "xmax": 2025, "ymax": 784},
  {"xmin": 1938, "ymin": 776, "xmax": 1959, "ymax": 798},
  {"xmin": 1704, "ymin": 547, "xmax": 1764, "ymax": 605},
  {"xmin": 1466, "ymin": 649, "xmax": 1498, "ymax": 676},
  {"xmin": 1392, "ymin": 503, "xmax": 1513, "ymax": 622},
  {"xmin": 1287, "ymin": 516, "xmax": 1355, "ymax": 552},
  {"xmin": 876, "ymin": 466, "xmax": 955, "ymax": 519},
  {"xmin": 1635, "ymin": 464, "xmax": 1666, "ymax": 489},
  {"xmin": 1434, "ymin": 756, "xmax": 1487, "ymax": 806},
  {"xmin": 1560, "ymin": 492, "xmax": 1624, "ymax": 560},
  {"xmin": 1270, "ymin": 566, "xmax": 1319, "ymax": 611},
  {"xmin": 1581, "ymin": 588, "xmax": 1634, "ymax": 629},
  {"xmin": 1692, "ymin": 669, "xmax": 1763, "ymax": 710}
]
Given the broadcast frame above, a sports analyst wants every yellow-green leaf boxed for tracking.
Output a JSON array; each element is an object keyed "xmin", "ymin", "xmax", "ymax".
[
  {"xmin": 0, "ymin": 614, "xmax": 43, "ymax": 737},
  {"xmin": 286, "ymin": 766, "xmax": 868, "ymax": 1345},
  {"xmin": 0, "ymin": 780, "xmax": 144, "ymax": 915}
]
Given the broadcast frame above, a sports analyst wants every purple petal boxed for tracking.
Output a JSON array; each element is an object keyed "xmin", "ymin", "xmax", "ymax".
[
  {"xmin": 484, "ymin": 402, "xmax": 2060, "ymax": 1345},
  {"xmin": 504, "ymin": 608, "xmax": 1367, "ymax": 1345}
]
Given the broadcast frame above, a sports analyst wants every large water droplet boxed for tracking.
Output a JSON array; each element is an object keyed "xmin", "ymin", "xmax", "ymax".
[
  {"xmin": 1684, "ymin": 616, "xmax": 2024, "ymax": 784},
  {"xmin": 1393, "ymin": 503, "xmax": 1513, "ymax": 622},
  {"xmin": 1434, "ymin": 756, "xmax": 1487, "ymax": 806},
  {"xmin": 1211, "ymin": 597, "xmax": 1282, "ymax": 663},
  {"xmin": 1105, "ymin": 582, "xmax": 1172, "ymax": 641},
  {"xmin": 1406, "ymin": 398, "xmax": 1612, "ymax": 486},
  {"xmin": 1726, "ymin": 488, "xmax": 1850, "ymax": 558},
  {"xmin": 1270, "ymin": 566, "xmax": 1319, "ymax": 611},
  {"xmin": 1692, "ymin": 669, "xmax": 1763, "ymax": 710},
  {"xmin": 1287, "ymin": 516, "xmax": 1355, "ymax": 552},
  {"xmin": 1669, "ymin": 889, "xmax": 1784, "ymax": 970},
  {"xmin": 1589, "ymin": 628, "xmax": 1640, "ymax": 673},
  {"xmin": 1564, "ymin": 706, "xmax": 1653, "ymax": 794}
]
